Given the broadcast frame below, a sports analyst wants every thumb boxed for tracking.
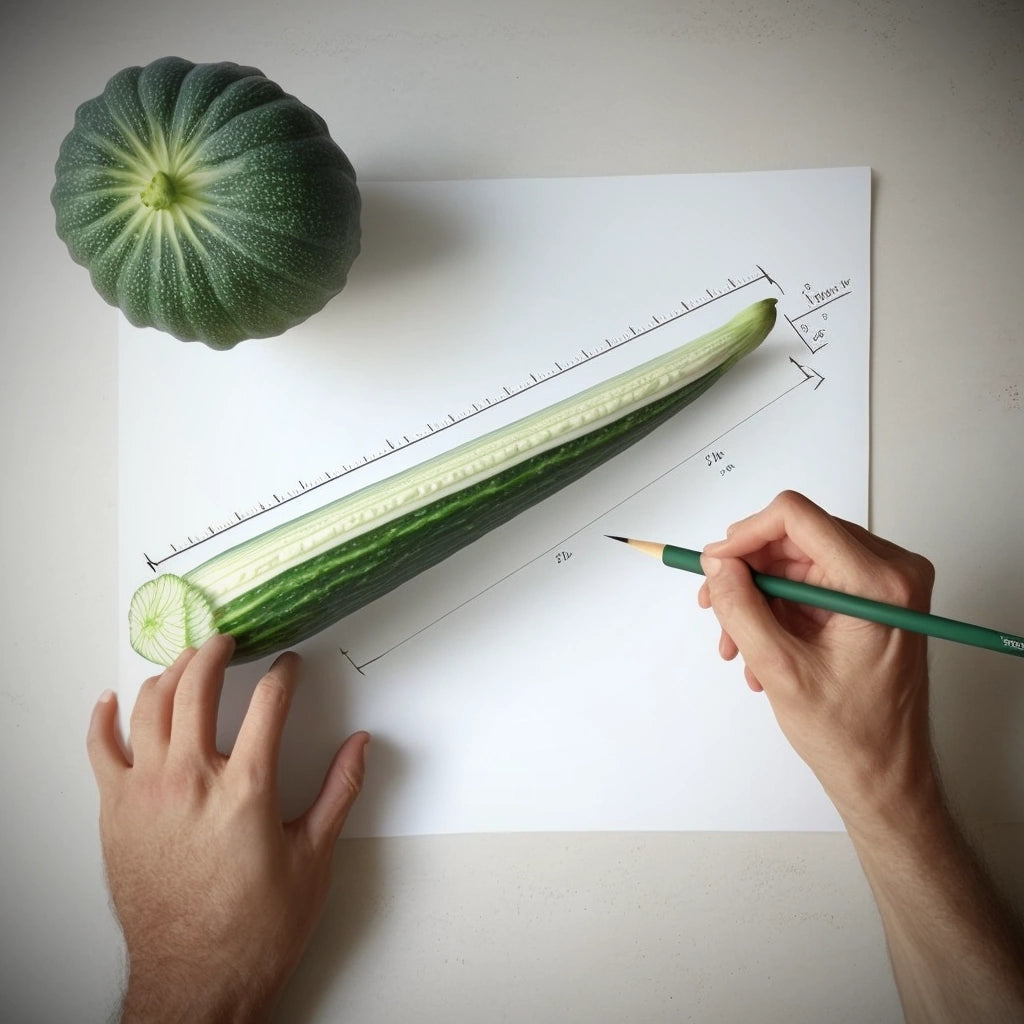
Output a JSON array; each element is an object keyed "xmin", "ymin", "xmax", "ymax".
[
  {"xmin": 701, "ymin": 554, "xmax": 796, "ymax": 676},
  {"xmin": 301, "ymin": 731, "xmax": 370, "ymax": 850}
]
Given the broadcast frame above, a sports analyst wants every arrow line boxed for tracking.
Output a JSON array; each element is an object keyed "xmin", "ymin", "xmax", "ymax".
[
  {"xmin": 788, "ymin": 356, "xmax": 826, "ymax": 390},
  {"xmin": 342, "ymin": 358, "xmax": 822, "ymax": 671}
]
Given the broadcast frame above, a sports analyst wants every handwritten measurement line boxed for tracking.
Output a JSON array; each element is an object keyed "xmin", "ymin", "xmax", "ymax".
[
  {"xmin": 145, "ymin": 268, "xmax": 772, "ymax": 571},
  {"xmin": 783, "ymin": 288, "xmax": 851, "ymax": 355},
  {"xmin": 755, "ymin": 265, "xmax": 784, "ymax": 293},
  {"xmin": 788, "ymin": 290, "xmax": 850, "ymax": 322},
  {"xmin": 343, "ymin": 367, "xmax": 816, "ymax": 671},
  {"xmin": 788, "ymin": 356, "xmax": 826, "ymax": 390}
]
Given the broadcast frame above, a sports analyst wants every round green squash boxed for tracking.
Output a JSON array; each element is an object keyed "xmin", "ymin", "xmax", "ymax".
[{"xmin": 51, "ymin": 57, "xmax": 361, "ymax": 349}]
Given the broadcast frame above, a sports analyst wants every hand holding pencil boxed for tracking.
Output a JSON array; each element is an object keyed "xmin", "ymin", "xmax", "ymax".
[
  {"xmin": 661, "ymin": 490, "xmax": 938, "ymax": 835},
  {"xmin": 611, "ymin": 539, "xmax": 1023, "ymax": 660},
  {"xmin": 655, "ymin": 490, "xmax": 1024, "ymax": 1018},
  {"xmin": 693, "ymin": 489, "xmax": 937, "ymax": 684}
]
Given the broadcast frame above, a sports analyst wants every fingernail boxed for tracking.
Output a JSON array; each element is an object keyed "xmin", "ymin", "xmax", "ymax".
[
  {"xmin": 98, "ymin": 688, "xmax": 115, "ymax": 703},
  {"xmin": 701, "ymin": 554, "xmax": 722, "ymax": 577}
]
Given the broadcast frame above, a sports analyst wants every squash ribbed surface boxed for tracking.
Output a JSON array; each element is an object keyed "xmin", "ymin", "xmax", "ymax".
[{"xmin": 51, "ymin": 57, "xmax": 361, "ymax": 348}]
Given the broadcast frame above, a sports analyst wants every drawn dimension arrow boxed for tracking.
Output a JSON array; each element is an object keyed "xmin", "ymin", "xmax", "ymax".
[{"xmin": 789, "ymin": 356, "xmax": 826, "ymax": 390}]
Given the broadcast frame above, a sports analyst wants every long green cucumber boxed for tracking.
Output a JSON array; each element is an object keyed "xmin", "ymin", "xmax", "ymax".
[{"xmin": 130, "ymin": 298, "xmax": 777, "ymax": 665}]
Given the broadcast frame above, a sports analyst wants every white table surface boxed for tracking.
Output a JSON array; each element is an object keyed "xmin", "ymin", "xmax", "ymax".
[{"xmin": 2, "ymin": 2, "xmax": 1022, "ymax": 1021}]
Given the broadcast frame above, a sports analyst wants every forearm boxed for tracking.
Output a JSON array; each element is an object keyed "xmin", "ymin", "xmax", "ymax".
[
  {"xmin": 698, "ymin": 494, "xmax": 1024, "ymax": 1017},
  {"xmin": 845, "ymin": 783, "xmax": 1024, "ymax": 1024}
]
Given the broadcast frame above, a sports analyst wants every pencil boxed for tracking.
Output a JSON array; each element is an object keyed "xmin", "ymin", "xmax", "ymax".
[{"xmin": 607, "ymin": 536, "xmax": 1024, "ymax": 660}]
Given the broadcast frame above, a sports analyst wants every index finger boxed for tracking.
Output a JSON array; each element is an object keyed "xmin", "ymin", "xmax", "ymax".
[
  {"xmin": 169, "ymin": 633, "xmax": 235, "ymax": 762},
  {"xmin": 229, "ymin": 652, "xmax": 301, "ymax": 788},
  {"xmin": 705, "ymin": 491, "xmax": 876, "ymax": 584}
]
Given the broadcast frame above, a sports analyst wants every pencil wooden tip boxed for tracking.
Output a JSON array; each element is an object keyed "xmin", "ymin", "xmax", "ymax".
[{"xmin": 605, "ymin": 535, "xmax": 629, "ymax": 544}]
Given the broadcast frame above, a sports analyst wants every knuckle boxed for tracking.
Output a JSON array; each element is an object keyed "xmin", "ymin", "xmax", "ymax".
[
  {"xmin": 873, "ymin": 563, "xmax": 924, "ymax": 608},
  {"xmin": 139, "ymin": 760, "xmax": 212, "ymax": 808},
  {"xmin": 129, "ymin": 679, "xmax": 158, "ymax": 723},
  {"xmin": 704, "ymin": 578, "xmax": 735, "ymax": 615},
  {"xmin": 913, "ymin": 553, "xmax": 936, "ymax": 593},
  {"xmin": 712, "ymin": 582, "xmax": 739, "ymax": 613},
  {"xmin": 755, "ymin": 640, "xmax": 798, "ymax": 681},
  {"xmin": 339, "ymin": 761, "xmax": 365, "ymax": 799},
  {"xmin": 234, "ymin": 760, "xmax": 271, "ymax": 800},
  {"xmin": 773, "ymin": 489, "xmax": 807, "ymax": 514},
  {"xmin": 171, "ymin": 682, "xmax": 199, "ymax": 711},
  {"xmin": 168, "ymin": 765, "xmax": 209, "ymax": 803},
  {"xmin": 251, "ymin": 673, "xmax": 290, "ymax": 714}
]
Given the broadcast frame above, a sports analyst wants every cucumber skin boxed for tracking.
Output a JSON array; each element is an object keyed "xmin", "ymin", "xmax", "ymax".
[{"xmin": 209, "ymin": 341, "xmax": 762, "ymax": 662}]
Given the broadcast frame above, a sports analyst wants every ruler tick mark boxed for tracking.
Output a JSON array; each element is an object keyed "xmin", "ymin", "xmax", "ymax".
[{"xmin": 143, "ymin": 264, "xmax": 778, "ymax": 570}]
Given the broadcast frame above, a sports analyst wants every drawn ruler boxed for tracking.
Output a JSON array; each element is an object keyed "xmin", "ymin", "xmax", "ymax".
[{"xmin": 144, "ymin": 265, "xmax": 783, "ymax": 571}]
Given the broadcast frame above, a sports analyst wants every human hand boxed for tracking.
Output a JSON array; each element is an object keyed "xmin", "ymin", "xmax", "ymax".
[
  {"xmin": 696, "ymin": 490, "xmax": 937, "ymax": 836},
  {"xmin": 87, "ymin": 634, "xmax": 369, "ymax": 1024}
]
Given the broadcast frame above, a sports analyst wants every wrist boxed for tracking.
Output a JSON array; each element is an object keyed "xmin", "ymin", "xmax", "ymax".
[
  {"xmin": 838, "ymin": 762, "xmax": 949, "ymax": 854},
  {"xmin": 121, "ymin": 961, "xmax": 277, "ymax": 1024}
]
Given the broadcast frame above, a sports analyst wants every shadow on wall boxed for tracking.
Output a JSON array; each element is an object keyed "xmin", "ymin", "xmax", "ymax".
[
  {"xmin": 280, "ymin": 178, "xmax": 480, "ymax": 375},
  {"xmin": 336, "ymin": 181, "xmax": 471, "ymax": 300},
  {"xmin": 928, "ymin": 564, "xmax": 1024, "ymax": 832},
  {"xmin": 278, "ymin": 831, "xmax": 388, "ymax": 1022}
]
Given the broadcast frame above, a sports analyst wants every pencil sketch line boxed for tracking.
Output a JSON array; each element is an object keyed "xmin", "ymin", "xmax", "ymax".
[{"xmin": 346, "ymin": 373, "xmax": 809, "ymax": 671}]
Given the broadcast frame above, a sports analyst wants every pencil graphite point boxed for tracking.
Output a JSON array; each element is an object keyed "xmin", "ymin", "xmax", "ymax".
[{"xmin": 605, "ymin": 535, "xmax": 628, "ymax": 544}]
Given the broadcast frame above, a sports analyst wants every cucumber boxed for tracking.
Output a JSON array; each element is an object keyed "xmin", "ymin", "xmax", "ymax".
[{"xmin": 129, "ymin": 298, "xmax": 777, "ymax": 665}]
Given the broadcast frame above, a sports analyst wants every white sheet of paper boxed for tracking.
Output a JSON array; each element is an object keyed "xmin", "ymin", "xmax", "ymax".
[{"xmin": 118, "ymin": 167, "xmax": 869, "ymax": 836}]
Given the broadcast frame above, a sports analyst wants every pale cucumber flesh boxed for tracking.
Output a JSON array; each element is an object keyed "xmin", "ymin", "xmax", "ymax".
[{"xmin": 129, "ymin": 298, "xmax": 777, "ymax": 665}]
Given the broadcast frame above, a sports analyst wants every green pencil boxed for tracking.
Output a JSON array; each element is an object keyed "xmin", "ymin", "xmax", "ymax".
[{"xmin": 607, "ymin": 536, "xmax": 1024, "ymax": 660}]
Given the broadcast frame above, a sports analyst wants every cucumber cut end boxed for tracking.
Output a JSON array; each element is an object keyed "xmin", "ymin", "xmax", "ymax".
[{"xmin": 129, "ymin": 573, "xmax": 217, "ymax": 666}]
